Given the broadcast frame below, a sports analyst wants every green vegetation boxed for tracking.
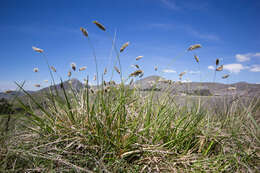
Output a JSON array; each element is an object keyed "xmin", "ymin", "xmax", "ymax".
[{"xmin": 0, "ymin": 21, "xmax": 259, "ymax": 172}]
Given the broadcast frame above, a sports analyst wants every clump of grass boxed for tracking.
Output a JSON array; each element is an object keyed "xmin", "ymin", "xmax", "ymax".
[{"xmin": 0, "ymin": 21, "xmax": 259, "ymax": 172}]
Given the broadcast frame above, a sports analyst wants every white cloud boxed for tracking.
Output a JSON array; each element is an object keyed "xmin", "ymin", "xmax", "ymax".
[
  {"xmin": 162, "ymin": 69, "xmax": 176, "ymax": 73},
  {"xmin": 250, "ymin": 65, "xmax": 260, "ymax": 72},
  {"xmin": 188, "ymin": 70, "xmax": 200, "ymax": 74},
  {"xmin": 208, "ymin": 65, "xmax": 214, "ymax": 70},
  {"xmin": 223, "ymin": 64, "xmax": 245, "ymax": 73},
  {"xmin": 235, "ymin": 53, "xmax": 260, "ymax": 62},
  {"xmin": 160, "ymin": 0, "xmax": 180, "ymax": 10}
]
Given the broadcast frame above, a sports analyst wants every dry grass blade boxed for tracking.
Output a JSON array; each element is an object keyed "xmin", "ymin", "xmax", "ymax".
[
  {"xmin": 68, "ymin": 71, "xmax": 72, "ymax": 77},
  {"xmin": 79, "ymin": 66, "xmax": 86, "ymax": 71},
  {"xmin": 32, "ymin": 46, "xmax": 44, "ymax": 53},
  {"xmin": 194, "ymin": 55, "xmax": 199, "ymax": 63},
  {"xmin": 80, "ymin": 27, "xmax": 88, "ymax": 37},
  {"xmin": 93, "ymin": 21, "xmax": 106, "ymax": 31},
  {"xmin": 216, "ymin": 58, "xmax": 219, "ymax": 66},
  {"xmin": 222, "ymin": 74, "xmax": 229, "ymax": 79},
  {"xmin": 34, "ymin": 84, "xmax": 41, "ymax": 88},
  {"xmin": 51, "ymin": 66, "xmax": 56, "ymax": 72},
  {"xmin": 129, "ymin": 78, "xmax": 134, "ymax": 85},
  {"xmin": 120, "ymin": 42, "xmax": 130, "ymax": 53},
  {"xmin": 187, "ymin": 44, "xmax": 201, "ymax": 51},
  {"xmin": 130, "ymin": 70, "xmax": 143, "ymax": 77},
  {"xmin": 33, "ymin": 68, "xmax": 39, "ymax": 72},
  {"xmin": 216, "ymin": 65, "xmax": 223, "ymax": 71},
  {"xmin": 136, "ymin": 56, "xmax": 143, "ymax": 61},
  {"xmin": 114, "ymin": 66, "xmax": 120, "ymax": 74},
  {"xmin": 71, "ymin": 63, "xmax": 76, "ymax": 71}
]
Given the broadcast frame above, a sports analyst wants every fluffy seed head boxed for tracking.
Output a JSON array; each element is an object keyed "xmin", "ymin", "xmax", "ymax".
[
  {"xmin": 33, "ymin": 68, "xmax": 39, "ymax": 72},
  {"xmin": 93, "ymin": 21, "xmax": 106, "ymax": 31},
  {"xmin": 222, "ymin": 74, "xmax": 230, "ymax": 79},
  {"xmin": 187, "ymin": 44, "xmax": 202, "ymax": 51},
  {"xmin": 71, "ymin": 63, "xmax": 76, "ymax": 71},
  {"xmin": 80, "ymin": 27, "xmax": 88, "ymax": 37},
  {"xmin": 130, "ymin": 70, "xmax": 143, "ymax": 77},
  {"xmin": 34, "ymin": 84, "xmax": 41, "ymax": 88},
  {"xmin": 120, "ymin": 42, "xmax": 130, "ymax": 53},
  {"xmin": 216, "ymin": 58, "xmax": 220, "ymax": 66},
  {"xmin": 32, "ymin": 46, "xmax": 44, "ymax": 53},
  {"xmin": 79, "ymin": 66, "xmax": 86, "ymax": 71},
  {"xmin": 194, "ymin": 55, "xmax": 199, "ymax": 63},
  {"xmin": 216, "ymin": 65, "xmax": 223, "ymax": 71},
  {"xmin": 68, "ymin": 71, "xmax": 72, "ymax": 77},
  {"xmin": 51, "ymin": 66, "xmax": 56, "ymax": 72},
  {"xmin": 136, "ymin": 56, "xmax": 143, "ymax": 61},
  {"xmin": 114, "ymin": 66, "xmax": 120, "ymax": 74}
]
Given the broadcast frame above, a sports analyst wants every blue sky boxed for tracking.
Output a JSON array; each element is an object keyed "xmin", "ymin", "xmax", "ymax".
[{"xmin": 0, "ymin": 0, "xmax": 260, "ymax": 91}]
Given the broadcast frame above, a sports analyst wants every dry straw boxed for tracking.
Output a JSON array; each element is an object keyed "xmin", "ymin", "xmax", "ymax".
[
  {"xmin": 51, "ymin": 66, "xmax": 56, "ymax": 72},
  {"xmin": 216, "ymin": 65, "xmax": 223, "ymax": 71},
  {"xmin": 187, "ymin": 44, "xmax": 201, "ymax": 51},
  {"xmin": 136, "ymin": 56, "xmax": 143, "ymax": 61},
  {"xmin": 93, "ymin": 21, "xmax": 106, "ymax": 31},
  {"xmin": 79, "ymin": 66, "xmax": 87, "ymax": 71},
  {"xmin": 130, "ymin": 70, "xmax": 143, "ymax": 77},
  {"xmin": 33, "ymin": 68, "xmax": 39, "ymax": 72},
  {"xmin": 114, "ymin": 66, "xmax": 121, "ymax": 74},
  {"xmin": 222, "ymin": 74, "xmax": 230, "ymax": 79},
  {"xmin": 32, "ymin": 46, "xmax": 44, "ymax": 53},
  {"xmin": 80, "ymin": 27, "xmax": 88, "ymax": 37},
  {"xmin": 71, "ymin": 63, "xmax": 76, "ymax": 71},
  {"xmin": 120, "ymin": 42, "xmax": 130, "ymax": 53},
  {"xmin": 194, "ymin": 55, "xmax": 199, "ymax": 63}
]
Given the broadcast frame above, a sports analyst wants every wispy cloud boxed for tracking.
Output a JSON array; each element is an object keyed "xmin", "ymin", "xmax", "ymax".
[
  {"xmin": 160, "ymin": 0, "xmax": 180, "ymax": 10},
  {"xmin": 208, "ymin": 65, "xmax": 215, "ymax": 70},
  {"xmin": 188, "ymin": 70, "xmax": 200, "ymax": 74},
  {"xmin": 250, "ymin": 65, "xmax": 260, "ymax": 72},
  {"xmin": 162, "ymin": 69, "xmax": 176, "ymax": 73},
  {"xmin": 235, "ymin": 53, "xmax": 260, "ymax": 62},
  {"xmin": 223, "ymin": 64, "xmax": 247, "ymax": 74}
]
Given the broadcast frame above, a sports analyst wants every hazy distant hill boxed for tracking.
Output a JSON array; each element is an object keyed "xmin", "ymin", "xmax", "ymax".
[{"xmin": 1, "ymin": 76, "xmax": 260, "ymax": 100}]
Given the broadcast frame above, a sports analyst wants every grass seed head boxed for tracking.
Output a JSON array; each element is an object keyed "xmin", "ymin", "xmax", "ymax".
[
  {"xmin": 32, "ymin": 46, "xmax": 44, "ymax": 53},
  {"xmin": 130, "ymin": 69, "xmax": 143, "ymax": 77},
  {"xmin": 104, "ymin": 68, "xmax": 107, "ymax": 75},
  {"xmin": 114, "ymin": 66, "xmax": 120, "ymax": 74},
  {"xmin": 179, "ymin": 71, "xmax": 186, "ymax": 77},
  {"xmin": 136, "ymin": 56, "xmax": 143, "ymax": 61},
  {"xmin": 187, "ymin": 44, "xmax": 201, "ymax": 51},
  {"xmin": 4, "ymin": 90, "xmax": 13, "ymax": 94},
  {"xmin": 51, "ymin": 66, "xmax": 56, "ymax": 72},
  {"xmin": 222, "ymin": 74, "xmax": 230, "ymax": 79},
  {"xmin": 80, "ymin": 27, "xmax": 88, "ymax": 37},
  {"xmin": 194, "ymin": 55, "xmax": 199, "ymax": 63},
  {"xmin": 216, "ymin": 58, "xmax": 220, "ymax": 66},
  {"xmin": 216, "ymin": 65, "xmax": 223, "ymax": 71},
  {"xmin": 120, "ymin": 42, "xmax": 130, "ymax": 53},
  {"xmin": 68, "ymin": 71, "xmax": 72, "ymax": 77},
  {"xmin": 71, "ymin": 63, "xmax": 76, "ymax": 71},
  {"xmin": 33, "ymin": 68, "xmax": 39, "ymax": 72},
  {"xmin": 93, "ymin": 21, "xmax": 106, "ymax": 31},
  {"xmin": 79, "ymin": 66, "xmax": 86, "ymax": 71}
]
